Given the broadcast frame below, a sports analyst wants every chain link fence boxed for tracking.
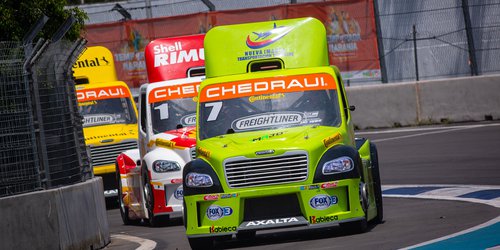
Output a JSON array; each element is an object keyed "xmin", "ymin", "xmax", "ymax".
[
  {"xmin": 376, "ymin": 0, "xmax": 500, "ymax": 82},
  {"xmin": 0, "ymin": 39, "xmax": 91, "ymax": 197}
]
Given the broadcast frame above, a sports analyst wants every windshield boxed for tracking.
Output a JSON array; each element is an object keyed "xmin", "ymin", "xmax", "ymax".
[
  {"xmin": 79, "ymin": 97, "xmax": 137, "ymax": 128},
  {"xmin": 151, "ymin": 97, "xmax": 197, "ymax": 134},
  {"xmin": 199, "ymin": 89, "xmax": 341, "ymax": 140}
]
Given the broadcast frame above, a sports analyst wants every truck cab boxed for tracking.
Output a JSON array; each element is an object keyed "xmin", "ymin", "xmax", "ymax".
[
  {"xmin": 183, "ymin": 18, "xmax": 383, "ymax": 248},
  {"xmin": 115, "ymin": 34, "xmax": 205, "ymax": 226},
  {"xmin": 73, "ymin": 46, "xmax": 138, "ymax": 199}
]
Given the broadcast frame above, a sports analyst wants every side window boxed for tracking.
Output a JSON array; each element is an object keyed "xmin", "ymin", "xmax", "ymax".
[
  {"xmin": 336, "ymin": 75, "xmax": 349, "ymax": 121},
  {"xmin": 140, "ymin": 92, "xmax": 147, "ymax": 133}
]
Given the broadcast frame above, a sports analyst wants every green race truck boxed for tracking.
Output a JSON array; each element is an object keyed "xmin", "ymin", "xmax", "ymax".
[{"xmin": 183, "ymin": 17, "xmax": 383, "ymax": 249}]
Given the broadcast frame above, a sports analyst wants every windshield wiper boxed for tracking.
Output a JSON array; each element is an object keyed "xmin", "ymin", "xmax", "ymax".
[{"xmin": 226, "ymin": 128, "xmax": 235, "ymax": 134}]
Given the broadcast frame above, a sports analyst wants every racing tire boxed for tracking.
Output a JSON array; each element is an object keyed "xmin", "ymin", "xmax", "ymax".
[
  {"xmin": 116, "ymin": 163, "xmax": 140, "ymax": 225},
  {"xmin": 142, "ymin": 169, "xmax": 168, "ymax": 227},
  {"xmin": 188, "ymin": 237, "xmax": 215, "ymax": 250},
  {"xmin": 370, "ymin": 143, "xmax": 384, "ymax": 224}
]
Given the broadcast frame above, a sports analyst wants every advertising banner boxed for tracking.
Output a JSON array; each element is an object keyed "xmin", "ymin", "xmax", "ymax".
[{"xmin": 85, "ymin": 0, "xmax": 380, "ymax": 88}]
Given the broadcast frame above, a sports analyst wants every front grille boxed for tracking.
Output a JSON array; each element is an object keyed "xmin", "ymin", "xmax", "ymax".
[
  {"xmin": 190, "ymin": 146, "xmax": 196, "ymax": 160},
  {"xmin": 224, "ymin": 151, "xmax": 308, "ymax": 188},
  {"xmin": 90, "ymin": 140, "xmax": 137, "ymax": 167}
]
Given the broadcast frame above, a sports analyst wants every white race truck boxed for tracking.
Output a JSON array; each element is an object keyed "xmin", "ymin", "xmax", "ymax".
[{"xmin": 115, "ymin": 34, "xmax": 205, "ymax": 226}]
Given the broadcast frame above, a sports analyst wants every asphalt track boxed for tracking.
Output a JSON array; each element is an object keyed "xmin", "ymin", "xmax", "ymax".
[{"xmin": 104, "ymin": 121, "xmax": 500, "ymax": 250}]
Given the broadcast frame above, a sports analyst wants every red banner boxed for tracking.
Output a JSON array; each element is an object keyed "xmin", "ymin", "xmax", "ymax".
[{"xmin": 85, "ymin": 0, "xmax": 380, "ymax": 88}]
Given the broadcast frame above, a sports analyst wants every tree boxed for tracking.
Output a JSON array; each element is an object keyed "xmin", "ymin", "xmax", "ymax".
[{"xmin": 0, "ymin": 0, "xmax": 88, "ymax": 42}]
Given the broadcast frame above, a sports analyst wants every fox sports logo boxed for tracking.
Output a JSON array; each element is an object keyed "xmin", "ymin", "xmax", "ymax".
[{"xmin": 309, "ymin": 194, "xmax": 338, "ymax": 210}]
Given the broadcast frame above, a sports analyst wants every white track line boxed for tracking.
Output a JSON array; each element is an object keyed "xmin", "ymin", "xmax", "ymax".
[
  {"xmin": 356, "ymin": 122, "xmax": 500, "ymax": 135},
  {"xmin": 110, "ymin": 234, "xmax": 157, "ymax": 250}
]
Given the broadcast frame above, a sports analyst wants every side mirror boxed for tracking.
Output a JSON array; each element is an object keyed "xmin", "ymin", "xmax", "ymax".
[{"xmin": 346, "ymin": 105, "xmax": 355, "ymax": 111}]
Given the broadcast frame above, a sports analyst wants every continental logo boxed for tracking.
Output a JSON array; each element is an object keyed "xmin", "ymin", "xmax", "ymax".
[
  {"xmin": 77, "ymin": 86, "xmax": 129, "ymax": 102},
  {"xmin": 148, "ymin": 82, "xmax": 200, "ymax": 103},
  {"xmin": 248, "ymin": 93, "xmax": 285, "ymax": 103},
  {"xmin": 155, "ymin": 138, "xmax": 176, "ymax": 149},
  {"xmin": 323, "ymin": 132, "xmax": 342, "ymax": 148},
  {"xmin": 73, "ymin": 56, "xmax": 110, "ymax": 69},
  {"xmin": 309, "ymin": 215, "xmax": 338, "ymax": 224},
  {"xmin": 199, "ymin": 73, "xmax": 336, "ymax": 102},
  {"xmin": 85, "ymin": 132, "xmax": 128, "ymax": 141},
  {"xmin": 196, "ymin": 146, "xmax": 211, "ymax": 159}
]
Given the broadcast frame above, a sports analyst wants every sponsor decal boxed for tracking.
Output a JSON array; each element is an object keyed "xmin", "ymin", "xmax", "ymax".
[
  {"xmin": 152, "ymin": 42, "xmax": 204, "ymax": 67},
  {"xmin": 246, "ymin": 23, "xmax": 293, "ymax": 49},
  {"xmin": 232, "ymin": 112, "xmax": 302, "ymax": 131},
  {"xmin": 148, "ymin": 82, "xmax": 200, "ymax": 103},
  {"xmin": 170, "ymin": 178, "xmax": 182, "ymax": 184},
  {"xmin": 245, "ymin": 217, "xmax": 299, "ymax": 227},
  {"xmin": 197, "ymin": 146, "xmax": 211, "ymax": 159},
  {"xmin": 77, "ymin": 86, "xmax": 129, "ymax": 102},
  {"xmin": 73, "ymin": 56, "xmax": 110, "ymax": 69},
  {"xmin": 174, "ymin": 186, "xmax": 183, "ymax": 200},
  {"xmin": 155, "ymin": 138, "xmax": 176, "ymax": 149},
  {"xmin": 255, "ymin": 149, "xmax": 275, "ymax": 156},
  {"xmin": 209, "ymin": 225, "xmax": 237, "ymax": 233},
  {"xmin": 321, "ymin": 182, "xmax": 338, "ymax": 189},
  {"xmin": 309, "ymin": 185, "xmax": 320, "ymax": 190},
  {"xmin": 248, "ymin": 93, "xmax": 285, "ymax": 103},
  {"xmin": 220, "ymin": 193, "xmax": 238, "ymax": 199},
  {"xmin": 199, "ymin": 73, "xmax": 336, "ymax": 102},
  {"xmin": 323, "ymin": 132, "xmax": 342, "ymax": 148},
  {"xmin": 206, "ymin": 205, "xmax": 233, "ymax": 220},
  {"xmin": 203, "ymin": 194, "xmax": 219, "ymax": 201},
  {"xmin": 309, "ymin": 194, "xmax": 338, "ymax": 210},
  {"xmin": 85, "ymin": 132, "xmax": 128, "ymax": 141},
  {"xmin": 309, "ymin": 215, "xmax": 339, "ymax": 224},
  {"xmin": 252, "ymin": 131, "xmax": 284, "ymax": 142},
  {"xmin": 181, "ymin": 114, "xmax": 196, "ymax": 126},
  {"xmin": 83, "ymin": 115, "xmax": 115, "ymax": 126}
]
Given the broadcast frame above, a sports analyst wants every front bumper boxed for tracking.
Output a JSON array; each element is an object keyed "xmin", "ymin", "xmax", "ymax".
[{"xmin": 184, "ymin": 178, "xmax": 365, "ymax": 237}]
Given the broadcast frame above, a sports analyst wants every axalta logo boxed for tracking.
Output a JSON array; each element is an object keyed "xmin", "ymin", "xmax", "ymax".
[
  {"xmin": 148, "ymin": 82, "xmax": 200, "ymax": 103},
  {"xmin": 246, "ymin": 23, "xmax": 293, "ymax": 49},
  {"xmin": 309, "ymin": 215, "xmax": 338, "ymax": 224},
  {"xmin": 153, "ymin": 42, "xmax": 204, "ymax": 67},
  {"xmin": 200, "ymin": 73, "xmax": 336, "ymax": 102},
  {"xmin": 309, "ymin": 194, "xmax": 338, "ymax": 210},
  {"xmin": 73, "ymin": 56, "xmax": 110, "ymax": 69},
  {"xmin": 77, "ymin": 86, "xmax": 129, "ymax": 102},
  {"xmin": 245, "ymin": 217, "xmax": 299, "ymax": 227},
  {"xmin": 206, "ymin": 205, "xmax": 233, "ymax": 220},
  {"xmin": 209, "ymin": 225, "xmax": 237, "ymax": 233}
]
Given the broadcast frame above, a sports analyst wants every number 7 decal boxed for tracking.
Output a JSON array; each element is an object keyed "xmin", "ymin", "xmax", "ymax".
[{"xmin": 205, "ymin": 102, "xmax": 222, "ymax": 121}]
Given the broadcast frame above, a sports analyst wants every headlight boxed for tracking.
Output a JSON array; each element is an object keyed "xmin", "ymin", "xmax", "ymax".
[
  {"xmin": 322, "ymin": 156, "xmax": 354, "ymax": 175},
  {"xmin": 185, "ymin": 172, "xmax": 213, "ymax": 187},
  {"xmin": 152, "ymin": 160, "xmax": 181, "ymax": 173}
]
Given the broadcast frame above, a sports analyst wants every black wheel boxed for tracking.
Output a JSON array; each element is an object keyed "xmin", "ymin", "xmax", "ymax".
[
  {"xmin": 370, "ymin": 143, "xmax": 384, "ymax": 224},
  {"xmin": 188, "ymin": 237, "xmax": 214, "ymax": 250},
  {"xmin": 116, "ymin": 163, "xmax": 140, "ymax": 225},
  {"xmin": 142, "ymin": 169, "xmax": 164, "ymax": 227}
]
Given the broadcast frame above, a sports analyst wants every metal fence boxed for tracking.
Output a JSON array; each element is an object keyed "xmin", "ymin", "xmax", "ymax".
[
  {"xmin": 0, "ymin": 39, "xmax": 91, "ymax": 197},
  {"xmin": 375, "ymin": 0, "xmax": 500, "ymax": 82}
]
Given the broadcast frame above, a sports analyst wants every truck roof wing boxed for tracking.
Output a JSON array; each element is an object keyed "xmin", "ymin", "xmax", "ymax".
[
  {"xmin": 73, "ymin": 46, "xmax": 118, "ymax": 84},
  {"xmin": 204, "ymin": 17, "xmax": 328, "ymax": 78},
  {"xmin": 145, "ymin": 34, "xmax": 205, "ymax": 83}
]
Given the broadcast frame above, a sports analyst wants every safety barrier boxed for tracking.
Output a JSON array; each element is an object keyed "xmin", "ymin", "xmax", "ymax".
[{"xmin": 347, "ymin": 74, "xmax": 500, "ymax": 129}]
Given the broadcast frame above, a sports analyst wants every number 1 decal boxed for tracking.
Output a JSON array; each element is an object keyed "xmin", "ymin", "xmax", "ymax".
[
  {"xmin": 154, "ymin": 103, "xmax": 169, "ymax": 120},
  {"xmin": 205, "ymin": 102, "xmax": 222, "ymax": 121}
]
